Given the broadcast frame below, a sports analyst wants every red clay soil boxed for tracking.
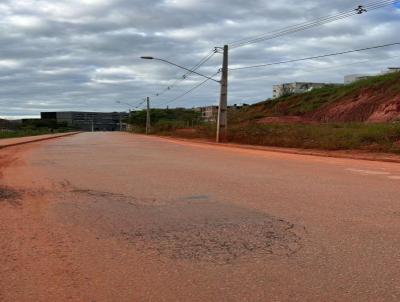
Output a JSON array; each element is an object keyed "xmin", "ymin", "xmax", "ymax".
[
  {"xmin": 310, "ymin": 89, "xmax": 400, "ymax": 123},
  {"xmin": 257, "ymin": 116, "xmax": 317, "ymax": 124},
  {"xmin": 257, "ymin": 90, "xmax": 400, "ymax": 125},
  {"xmin": 253, "ymin": 73, "xmax": 400, "ymax": 124}
]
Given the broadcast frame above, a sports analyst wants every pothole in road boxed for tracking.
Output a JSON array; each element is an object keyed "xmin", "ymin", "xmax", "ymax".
[
  {"xmin": 58, "ymin": 189, "xmax": 305, "ymax": 264},
  {"xmin": 124, "ymin": 217, "xmax": 303, "ymax": 264}
]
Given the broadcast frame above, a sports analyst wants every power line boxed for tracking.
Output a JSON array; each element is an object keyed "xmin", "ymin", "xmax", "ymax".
[
  {"xmin": 152, "ymin": 50, "xmax": 217, "ymax": 98},
  {"xmin": 227, "ymin": 54, "xmax": 400, "ymax": 91},
  {"xmin": 219, "ymin": 54, "xmax": 400, "ymax": 107},
  {"xmin": 140, "ymin": 0, "xmax": 398, "ymax": 110},
  {"xmin": 229, "ymin": 0, "xmax": 392, "ymax": 46},
  {"xmin": 229, "ymin": 42, "xmax": 400, "ymax": 71},
  {"xmin": 292, "ymin": 54, "xmax": 400, "ymax": 73},
  {"xmin": 147, "ymin": 1, "xmax": 396, "ymax": 105},
  {"xmin": 131, "ymin": 98, "xmax": 147, "ymax": 109},
  {"xmin": 154, "ymin": 51, "xmax": 215, "ymax": 96},
  {"xmin": 229, "ymin": 0, "xmax": 396, "ymax": 48},
  {"xmin": 157, "ymin": 70, "xmax": 221, "ymax": 107},
  {"xmin": 229, "ymin": 0, "xmax": 397, "ymax": 49}
]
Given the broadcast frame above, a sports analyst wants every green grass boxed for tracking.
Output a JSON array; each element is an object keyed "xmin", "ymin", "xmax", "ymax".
[
  {"xmin": 226, "ymin": 123, "xmax": 400, "ymax": 153},
  {"xmin": 155, "ymin": 122, "xmax": 400, "ymax": 154},
  {"xmin": 130, "ymin": 72, "xmax": 400, "ymax": 154},
  {"xmin": 0, "ymin": 129, "xmax": 67, "ymax": 139}
]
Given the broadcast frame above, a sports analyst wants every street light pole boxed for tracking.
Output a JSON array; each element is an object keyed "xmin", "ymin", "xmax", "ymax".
[
  {"xmin": 217, "ymin": 45, "xmax": 228, "ymax": 143},
  {"xmin": 146, "ymin": 97, "xmax": 151, "ymax": 135}
]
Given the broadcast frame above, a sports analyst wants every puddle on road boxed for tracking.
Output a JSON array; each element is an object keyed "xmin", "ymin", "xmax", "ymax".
[{"xmin": 54, "ymin": 189, "xmax": 305, "ymax": 264}]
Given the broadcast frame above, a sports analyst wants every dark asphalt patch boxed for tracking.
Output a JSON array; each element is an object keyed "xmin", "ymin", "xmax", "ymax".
[
  {"xmin": 0, "ymin": 186, "xmax": 21, "ymax": 206},
  {"xmin": 57, "ymin": 189, "xmax": 304, "ymax": 264},
  {"xmin": 123, "ymin": 217, "xmax": 302, "ymax": 264},
  {"xmin": 183, "ymin": 195, "xmax": 210, "ymax": 201}
]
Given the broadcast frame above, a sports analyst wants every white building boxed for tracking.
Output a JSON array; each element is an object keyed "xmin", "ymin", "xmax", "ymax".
[
  {"xmin": 383, "ymin": 67, "xmax": 400, "ymax": 74},
  {"xmin": 344, "ymin": 74, "xmax": 372, "ymax": 84},
  {"xmin": 196, "ymin": 104, "xmax": 248, "ymax": 122},
  {"xmin": 344, "ymin": 67, "xmax": 400, "ymax": 84},
  {"xmin": 272, "ymin": 82, "xmax": 337, "ymax": 99},
  {"xmin": 196, "ymin": 106, "xmax": 219, "ymax": 122}
]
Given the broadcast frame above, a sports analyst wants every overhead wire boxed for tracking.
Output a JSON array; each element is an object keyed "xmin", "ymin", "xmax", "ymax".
[
  {"xmin": 152, "ymin": 50, "xmax": 217, "ymax": 99},
  {"xmin": 157, "ymin": 70, "xmax": 221, "ymax": 107},
  {"xmin": 227, "ymin": 53, "xmax": 400, "ymax": 96},
  {"xmin": 229, "ymin": 42, "xmax": 400, "ymax": 71},
  {"xmin": 142, "ymin": 0, "xmax": 398, "ymax": 108},
  {"xmin": 133, "ymin": 98, "xmax": 147, "ymax": 108},
  {"xmin": 229, "ymin": 0, "xmax": 397, "ymax": 49},
  {"xmin": 229, "ymin": 0, "xmax": 392, "ymax": 45}
]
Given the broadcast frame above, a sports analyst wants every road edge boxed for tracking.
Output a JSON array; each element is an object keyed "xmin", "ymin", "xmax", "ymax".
[
  {"xmin": 133, "ymin": 134, "xmax": 400, "ymax": 164},
  {"xmin": 0, "ymin": 132, "xmax": 81, "ymax": 149}
]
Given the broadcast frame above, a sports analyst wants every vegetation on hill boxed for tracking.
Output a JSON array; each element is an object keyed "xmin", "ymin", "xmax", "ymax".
[
  {"xmin": 128, "ymin": 72, "xmax": 400, "ymax": 154},
  {"xmin": 128, "ymin": 108, "xmax": 201, "ymax": 132},
  {"xmin": 226, "ymin": 123, "xmax": 400, "ymax": 153},
  {"xmin": 0, "ymin": 119, "xmax": 73, "ymax": 139},
  {"xmin": 151, "ymin": 122, "xmax": 400, "ymax": 154},
  {"xmin": 230, "ymin": 71, "xmax": 400, "ymax": 124}
]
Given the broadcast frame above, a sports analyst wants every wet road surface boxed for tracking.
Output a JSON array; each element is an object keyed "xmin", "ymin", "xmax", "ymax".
[{"xmin": 1, "ymin": 132, "xmax": 400, "ymax": 301}]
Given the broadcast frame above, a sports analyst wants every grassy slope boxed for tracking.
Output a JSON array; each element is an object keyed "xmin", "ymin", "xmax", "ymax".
[
  {"xmin": 0, "ymin": 129, "xmax": 63, "ymax": 139},
  {"xmin": 148, "ymin": 72, "xmax": 400, "ymax": 153},
  {"xmin": 230, "ymin": 72, "xmax": 400, "ymax": 124},
  {"xmin": 226, "ymin": 123, "xmax": 400, "ymax": 153},
  {"xmin": 160, "ymin": 123, "xmax": 400, "ymax": 153}
]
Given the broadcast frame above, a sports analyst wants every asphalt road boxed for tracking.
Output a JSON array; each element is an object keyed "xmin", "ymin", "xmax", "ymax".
[{"xmin": 1, "ymin": 132, "xmax": 400, "ymax": 302}]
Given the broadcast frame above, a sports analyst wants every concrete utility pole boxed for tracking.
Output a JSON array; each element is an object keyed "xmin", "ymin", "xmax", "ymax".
[
  {"xmin": 216, "ymin": 45, "xmax": 228, "ymax": 143},
  {"xmin": 146, "ymin": 97, "xmax": 151, "ymax": 135}
]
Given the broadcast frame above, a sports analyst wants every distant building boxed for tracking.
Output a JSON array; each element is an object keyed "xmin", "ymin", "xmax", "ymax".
[
  {"xmin": 272, "ymin": 82, "xmax": 339, "ymax": 99},
  {"xmin": 41, "ymin": 111, "xmax": 129, "ymax": 131},
  {"xmin": 196, "ymin": 106, "xmax": 219, "ymax": 122},
  {"xmin": 196, "ymin": 104, "xmax": 248, "ymax": 122},
  {"xmin": 344, "ymin": 74, "xmax": 372, "ymax": 84},
  {"xmin": 383, "ymin": 67, "xmax": 400, "ymax": 74},
  {"xmin": 344, "ymin": 67, "xmax": 400, "ymax": 84}
]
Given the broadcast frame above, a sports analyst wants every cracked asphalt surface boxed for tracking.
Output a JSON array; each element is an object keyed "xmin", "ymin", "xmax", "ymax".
[{"xmin": 1, "ymin": 132, "xmax": 400, "ymax": 301}]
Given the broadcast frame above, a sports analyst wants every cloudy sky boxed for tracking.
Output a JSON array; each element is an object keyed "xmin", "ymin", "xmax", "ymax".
[{"xmin": 0, "ymin": 0, "xmax": 399, "ymax": 118}]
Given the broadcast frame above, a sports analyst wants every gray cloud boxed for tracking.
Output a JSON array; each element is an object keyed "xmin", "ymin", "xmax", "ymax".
[{"xmin": 0, "ymin": 0, "xmax": 399, "ymax": 118}]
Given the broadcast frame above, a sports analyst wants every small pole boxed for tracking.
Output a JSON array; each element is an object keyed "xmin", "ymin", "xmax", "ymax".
[
  {"xmin": 91, "ymin": 120, "xmax": 94, "ymax": 132},
  {"xmin": 217, "ymin": 45, "xmax": 229, "ymax": 143},
  {"xmin": 146, "ymin": 97, "xmax": 151, "ymax": 134}
]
